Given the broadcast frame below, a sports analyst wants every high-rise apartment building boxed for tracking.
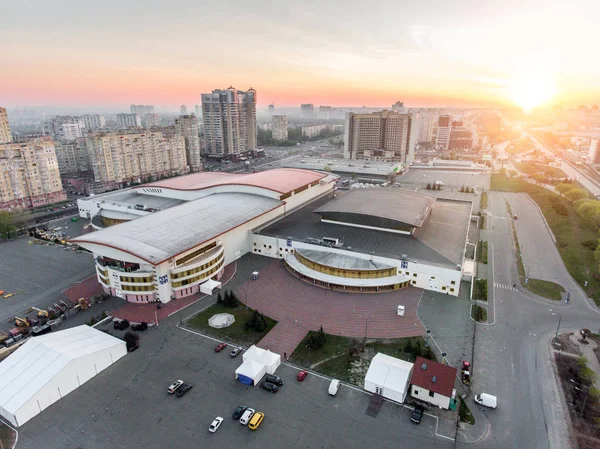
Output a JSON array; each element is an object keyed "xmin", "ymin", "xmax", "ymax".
[
  {"xmin": 194, "ymin": 105, "xmax": 201, "ymax": 118},
  {"xmin": 448, "ymin": 121, "xmax": 474, "ymax": 150},
  {"xmin": 319, "ymin": 106, "xmax": 332, "ymax": 119},
  {"xmin": 0, "ymin": 136, "xmax": 67, "ymax": 210},
  {"xmin": 418, "ymin": 114, "xmax": 435, "ymax": 143},
  {"xmin": 82, "ymin": 114, "xmax": 106, "ymax": 130},
  {"xmin": 46, "ymin": 116, "xmax": 85, "ymax": 141},
  {"xmin": 271, "ymin": 115, "xmax": 288, "ymax": 141},
  {"xmin": 391, "ymin": 101, "xmax": 407, "ymax": 113},
  {"xmin": 55, "ymin": 139, "xmax": 90, "ymax": 174},
  {"xmin": 301, "ymin": 104, "xmax": 314, "ymax": 118},
  {"xmin": 0, "ymin": 107, "xmax": 12, "ymax": 143},
  {"xmin": 175, "ymin": 115, "xmax": 201, "ymax": 171},
  {"xmin": 436, "ymin": 115, "xmax": 452, "ymax": 150},
  {"xmin": 61, "ymin": 123, "xmax": 84, "ymax": 141},
  {"xmin": 344, "ymin": 110, "xmax": 417, "ymax": 162},
  {"xmin": 201, "ymin": 87, "xmax": 257, "ymax": 157},
  {"xmin": 143, "ymin": 113, "xmax": 160, "ymax": 128},
  {"xmin": 86, "ymin": 131, "xmax": 188, "ymax": 184},
  {"xmin": 180, "ymin": 105, "xmax": 188, "ymax": 115},
  {"xmin": 130, "ymin": 105, "xmax": 155, "ymax": 115},
  {"xmin": 268, "ymin": 104, "xmax": 275, "ymax": 117},
  {"xmin": 117, "ymin": 113, "xmax": 142, "ymax": 129},
  {"xmin": 588, "ymin": 139, "xmax": 599, "ymax": 163}
]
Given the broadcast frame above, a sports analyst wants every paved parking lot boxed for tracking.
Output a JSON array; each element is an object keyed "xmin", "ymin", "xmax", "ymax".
[{"xmin": 16, "ymin": 322, "xmax": 453, "ymax": 449}]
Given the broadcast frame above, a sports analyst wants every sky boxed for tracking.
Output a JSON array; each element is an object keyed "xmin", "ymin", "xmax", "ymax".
[{"xmin": 1, "ymin": 0, "xmax": 599, "ymax": 110}]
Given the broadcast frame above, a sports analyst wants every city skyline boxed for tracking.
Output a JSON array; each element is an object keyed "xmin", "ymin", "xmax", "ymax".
[{"xmin": 1, "ymin": 0, "xmax": 599, "ymax": 111}]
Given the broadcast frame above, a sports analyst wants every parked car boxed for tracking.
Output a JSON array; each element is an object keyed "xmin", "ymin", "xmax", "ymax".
[
  {"xmin": 411, "ymin": 406, "xmax": 424, "ymax": 424},
  {"xmin": 232, "ymin": 405, "xmax": 247, "ymax": 420},
  {"xmin": 328, "ymin": 379, "xmax": 340, "ymax": 396},
  {"xmin": 113, "ymin": 319, "xmax": 130, "ymax": 330},
  {"xmin": 297, "ymin": 370, "xmax": 308, "ymax": 382},
  {"xmin": 240, "ymin": 408, "xmax": 255, "ymax": 425},
  {"xmin": 176, "ymin": 383, "xmax": 193, "ymax": 397},
  {"xmin": 248, "ymin": 412, "xmax": 265, "ymax": 431},
  {"xmin": 230, "ymin": 347, "xmax": 242, "ymax": 357},
  {"xmin": 131, "ymin": 322, "xmax": 148, "ymax": 331},
  {"xmin": 265, "ymin": 374, "xmax": 284, "ymax": 386},
  {"xmin": 260, "ymin": 381, "xmax": 279, "ymax": 393},
  {"xmin": 167, "ymin": 380, "xmax": 184, "ymax": 394},
  {"xmin": 474, "ymin": 393, "xmax": 497, "ymax": 409},
  {"xmin": 209, "ymin": 417, "xmax": 223, "ymax": 433},
  {"xmin": 215, "ymin": 342, "xmax": 227, "ymax": 352}
]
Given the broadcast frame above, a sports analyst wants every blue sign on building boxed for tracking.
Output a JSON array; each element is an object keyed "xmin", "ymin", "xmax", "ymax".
[
  {"xmin": 400, "ymin": 261, "xmax": 408, "ymax": 269},
  {"xmin": 159, "ymin": 275, "xmax": 168, "ymax": 285},
  {"xmin": 286, "ymin": 239, "xmax": 292, "ymax": 247}
]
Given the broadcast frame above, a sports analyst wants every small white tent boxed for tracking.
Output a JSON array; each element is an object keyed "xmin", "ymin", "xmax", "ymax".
[
  {"xmin": 235, "ymin": 359, "xmax": 266, "ymax": 386},
  {"xmin": 200, "ymin": 278, "xmax": 222, "ymax": 295},
  {"xmin": 0, "ymin": 325, "xmax": 127, "ymax": 427},
  {"xmin": 364, "ymin": 353, "xmax": 414, "ymax": 403},
  {"xmin": 236, "ymin": 345, "xmax": 282, "ymax": 386},
  {"xmin": 243, "ymin": 345, "xmax": 281, "ymax": 374}
]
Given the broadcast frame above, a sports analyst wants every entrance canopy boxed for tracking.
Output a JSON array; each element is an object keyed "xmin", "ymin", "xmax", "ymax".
[{"xmin": 200, "ymin": 278, "xmax": 222, "ymax": 295}]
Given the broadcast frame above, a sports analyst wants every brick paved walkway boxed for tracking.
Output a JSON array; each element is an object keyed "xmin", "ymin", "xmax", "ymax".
[
  {"xmin": 62, "ymin": 274, "xmax": 102, "ymax": 304},
  {"xmin": 257, "ymin": 322, "xmax": 308, "ymax": 360},
  {"xmin": 237, "ymin": 260, "xmax": 425, "ymax": 356},
  {"xmin": 110, "ymin": 262, "xmax": 236, "ymax": 323}
]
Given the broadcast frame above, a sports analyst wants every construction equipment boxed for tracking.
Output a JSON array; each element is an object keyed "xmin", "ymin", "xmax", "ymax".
[
  {"xmin": 15, "ymin": 317, "xmax": 31, "ymax": 328},
  {"xmin": 28, "ymin": 306, "xmax": 49, "ymax": 318},
  {"xmin": 74, "ymin": 297, "xmax": 90, "ymax": 311},
  {"xmin": 461, "ymin": 361, "xmax": 471, "ymax": 385},
  {"xmin": 54, "ymin": 302, "xmax": 65, "ymax": 313}
]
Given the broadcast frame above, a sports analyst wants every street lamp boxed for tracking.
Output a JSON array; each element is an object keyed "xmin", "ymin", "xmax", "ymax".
[
  {"xmin": 554, "ymin": 314, "xmax": 562, "ymax": 342},
  {"xmin": 425, "ymin": 329, "xmax": 431, "ymax": 347}
]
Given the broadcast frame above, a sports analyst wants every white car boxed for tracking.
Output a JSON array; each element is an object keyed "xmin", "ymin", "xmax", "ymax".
[
  {"xmin": 167, "ymin": 379, "xmax": 184, "ymax": 394},
  {"xmin": 209, "ymin": 417, "xmax": 223, "ymax": 433},
  {"xmin": 328, "ymin": 379, "xmax": 340, "ymax": 396},
  {"xmin": 239, "ymin": 408, "xmax": 255, "ymax": 425}
]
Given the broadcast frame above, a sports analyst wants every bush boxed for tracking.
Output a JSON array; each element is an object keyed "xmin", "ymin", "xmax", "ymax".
[
  {"xmin": 245, "ymin": 310, "xmax": 268, "ymax": 332},
  {"xmin": 582, "ymin": 240, "xmax": 598, "ymax": 250},
  {"xmin": 307, "ymin": 325, "xmax": 327, "ymax": 350},
  {"xmin": 549, "ymin": 196, "xmax": 569, "ymax": 216},
  {"xmin": 426, "ymin": 183, "xmax": 432, "ymax": 190}
]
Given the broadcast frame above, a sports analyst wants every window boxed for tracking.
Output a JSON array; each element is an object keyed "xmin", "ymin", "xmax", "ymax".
[
  {"xmin": 430, "ymin": 276, "xmax": 435, "ymax": 280},
  {"xmin": 442, "ymin": 286, "xmax": 447, "ymax": 291},
  {"xmin": 412, "ymin": 280, "xmax": 416, "ymax": 285},
  {"xmin": 429, "ymin": 391, "xmax": 435, "ymax": 398},
  {"xmin": 413, "ymin": 273, "xmax": 417, "ymax": 277},
  {"xmin": 451, "ymin": 281, "xmax": 456, "ymax": 285},
  {"xmin": 413, "ymin": 390, "xmax": 418, "ymax": 395},
  {"xmin": 450, "ymin": 288, "xmax": 455, "ymax": 292}
]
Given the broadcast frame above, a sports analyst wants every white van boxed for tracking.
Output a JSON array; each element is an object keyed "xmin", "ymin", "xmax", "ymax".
[
  {"xmin": 328, "ymin": 379, "xmax": 340, "ymax": 396},
  {"xmin": 474, "ymin": 393, "xmax": 497, "ymax": 409}
]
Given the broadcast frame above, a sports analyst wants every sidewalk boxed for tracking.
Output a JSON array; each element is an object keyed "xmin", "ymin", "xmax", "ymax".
[{"xmin": 569, "ymin": 333, "xmax": 600, "ymax": 382}]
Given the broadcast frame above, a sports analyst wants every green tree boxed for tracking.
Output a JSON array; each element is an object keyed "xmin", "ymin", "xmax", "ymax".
[
  {"xmin": 217, "ymin": 292, "xmax": 223, "ymax": 304},
  {"xmin": 351, "ymin": 172, "xmax": 357, "ymax": 180},
  {"xmin": 426, "ymin": 183, "xmax": 432, "ymax": 190},
  {"xmin": 404, "ymin": 339, "xmax": 414, "ymax": 355},
  {"xmin": 324, "ymin": 165, "xmax": 332, "ymax": 172},
  {"xmin": 564, "ymin": 188, "xmax": 588, "ymax": 202},
  {"xmin": 0, "ymin": 211, "xmax": 16, "ymax": 239}
]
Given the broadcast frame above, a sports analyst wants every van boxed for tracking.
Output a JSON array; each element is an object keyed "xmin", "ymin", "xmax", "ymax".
[
  {"xmin": 474, "ymin": 393, "xmax": 497, "ymax": 409},
  {"xmin": 328, "ymin": 379, "xmax": 340, "ymax": 396},
  {"xmin": 248, "ymin": 412, "xmax": 264, "ymax": 430}
]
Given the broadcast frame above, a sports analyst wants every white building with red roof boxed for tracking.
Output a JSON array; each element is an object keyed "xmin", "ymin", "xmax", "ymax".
[{"xmin": 410, "ymin": 356, "xmax": 457, "ymax": 410}]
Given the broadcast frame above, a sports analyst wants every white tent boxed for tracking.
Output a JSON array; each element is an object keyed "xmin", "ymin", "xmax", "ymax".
[
  {"xmin": 0, "ymin": 325, "xmax": 127, "ymax": 427},
  {"xmin": 235, "ymin": 359, "xmax": 266, "ymax": 386},
  {"xmin": 200, "ymin": 278, "xmax": 222, "ymax": 295},
  {"xmin": 242, "ymin": 345, "xmax": 281, "ymax": 374},
  {"xmin": 364, "ymin": 353, "xmax": 414, "ymax": 403}
]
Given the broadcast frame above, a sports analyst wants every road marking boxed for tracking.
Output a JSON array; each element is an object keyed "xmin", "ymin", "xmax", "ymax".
[{"xmin": 493, "ymin": 282, "xmax": 517, "ymax": 291}]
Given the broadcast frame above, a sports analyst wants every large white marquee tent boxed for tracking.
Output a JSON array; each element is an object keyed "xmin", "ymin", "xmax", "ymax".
[
  {"xmin": 363, "ymin": 353, "xmax": 414, "ymax": 403},
  {"xmin": 0, "ymin": 325, "xmax": 127, "ymax": 427}
]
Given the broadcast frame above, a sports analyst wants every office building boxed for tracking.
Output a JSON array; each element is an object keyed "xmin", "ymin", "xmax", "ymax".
[
  {"xmin": 436, "ymin": 115, "xmax": 452, "ymax": 150},
  {"xmin": 0, "ymin": 107, "xmax": 12, "ymax": 143},
  {"xmin": 344, "ymin": 110, "xmax": 416, "ymax": 162},
  {"xmin": 272, "ymin": 115, "xmax": 288, "ymax": 141},
  {"xmin": 175, "ymin": 115, "xmax": 201, "ymax": 171},
  {"xmin": 301, "ymin": 104, "xmax": 314, "ymax": 118},
  {"xmin": 85, "ymin": 131, "xmax": 188, "ymax": 184},
  {"xmin": 268, "ymin": 104, "xmax": 275, "ymax": 117},
  {"xmin": 143, "ymin": 113, "xmax": 160, "ymax": 128},
  {"xmin": 319, "ymin": 106, "xmax": 332, "ymax": 119},
  {"xmin": 117, "ymin": 113, "xmax": 142, "ymax": 129},
  {"xmin": 82, "ymin": 114, "xmax": 106, "ymax": 131},
  {"xmin": 180, "ymin": 105, "xmax": 188, "ymax": 115},
  {"xmin": 0, "ymin": 136, "xmax": 67, "ymax": 210},
  {"xmin": 55, "ymin": 140, "xmax": 90, "ymax": 174},
  {"xmin": 418, "ymin": 114, "xmax": 435, "ymax": 143},
  {"xmin": 448, "ymin": 121, "xmax": 474, "ymax": 151},
  {"xmin": 201, "ymin": 86, "xmax": 257, "ymax": 157},
  {"xmin": 589, "ymin": 139, "xmax": 600, "ymax": 164},
  {"xmin": 130, "ymin": 105, "xmax": 154, "ymax": 115}
]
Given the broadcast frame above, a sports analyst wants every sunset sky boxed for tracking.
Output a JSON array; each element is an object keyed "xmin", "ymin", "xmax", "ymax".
[{"xmin": 2, "ymin": 0, "xmax": 599, "ymax": 110}]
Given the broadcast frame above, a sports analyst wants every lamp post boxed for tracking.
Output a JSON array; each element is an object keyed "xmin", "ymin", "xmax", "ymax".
[
  {"xmin": 425, "ymin": 329, "xmax": 431, "ymax": 347},
  {"xmin": 554, "ymin": 314, "xmax": 562, "ymax": 343}
]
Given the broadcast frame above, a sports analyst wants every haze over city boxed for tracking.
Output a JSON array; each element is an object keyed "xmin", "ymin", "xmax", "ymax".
[{"xmin": 2, "ymin": 0, "xmax": 600, "ymax": 110}]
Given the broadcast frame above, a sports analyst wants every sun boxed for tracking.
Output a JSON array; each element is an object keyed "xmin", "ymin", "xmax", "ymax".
[{"xmin": 509, "ymin": 72, "xmax": 557, "ymax": 112}]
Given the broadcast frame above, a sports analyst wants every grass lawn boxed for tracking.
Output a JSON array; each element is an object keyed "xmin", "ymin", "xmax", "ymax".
[
  {"xmin": 185, "ymin": 303, "xmax": 277, "ymax": 346},
  {"xmin": 459, "ymin": 398, "xmax": 476, "ymax": 425},
  {"xmin": 525, "ymin": 278, "xmax": 565, "ymax": 301},
  {"xmin": 480, "ymin": 191, "xmax": 488, "ymax": 210},
  {"xmin": 492, "ymin": 174, "xmax": 600, "ymax": 305},
  {"xmin": 477, "ymin": 240, "xmax": 488, "ymax": 264},
  {"xmin": 471, "ymin": 305, "xmax": 488, "ymax": 323},
  {"xmin": 514, "ymin": 161, "xmax": 566, "ymax": 179},
  {"xmin": 473, "ymin": 279, "xmax": 488, "ymax": 301}
]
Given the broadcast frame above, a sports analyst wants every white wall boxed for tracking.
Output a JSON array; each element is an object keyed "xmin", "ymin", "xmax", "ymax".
[
  {"xmin": 364, "ymin": 378, "xmax": 409, "ymax": 403},
  {"xmin": 410, "ymin": 385, "xmax": 451, "ymax": 409}
]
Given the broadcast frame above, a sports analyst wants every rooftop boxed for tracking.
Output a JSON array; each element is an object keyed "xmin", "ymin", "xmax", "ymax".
[
  {"xmin": 72, "ymin": 193, "xmax": 283, "ymax": 263},
  {"xmin": 314, "ymin": 188, "xmax": 435, "ymax": 228},
  {"xmin": 296, "ymin": 248, "xmax": 394, "ymax": 270},
  {"xmin": 410, "ymin": 356, "xmax": 457, "ymax": 397},
  {"xmin": 139, "ymin": 168, "xmax": 327, "ymax": 195},
  {"xmin": 283, "ymin": 158, "xmax": 402, "ymax": 177}
]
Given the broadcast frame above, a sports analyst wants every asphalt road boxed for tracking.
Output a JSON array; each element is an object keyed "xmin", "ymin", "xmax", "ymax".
[{"xmin": 457, "ymin": 191, "xmax": 600, "ymax": 449}]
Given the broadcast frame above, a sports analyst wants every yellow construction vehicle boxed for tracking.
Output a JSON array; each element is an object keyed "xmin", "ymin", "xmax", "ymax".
[
  {"xmin": 28, "ymin": 307, "xmax": 49, "ymax": 318},
  {"xmin": 15, "ymin": 317, "xmax": 30, "ymax": 327},
  {"xmin": 74, "ymin": 297, "xmax": 90, "ymax": 311}
]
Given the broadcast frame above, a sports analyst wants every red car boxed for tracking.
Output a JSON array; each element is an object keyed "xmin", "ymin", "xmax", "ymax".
[
  {"xmin": 215, "ymin": 342, "xmax": 227, "ymax": 352},
  {"xmin": 297, "ymin": 370, "xmax": 308, "ymax": 381}
]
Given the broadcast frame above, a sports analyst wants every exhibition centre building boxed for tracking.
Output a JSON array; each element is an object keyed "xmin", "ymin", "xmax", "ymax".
[{"xmin": 72, "ymin": 168, "xmax": 474, "ymax": 303}]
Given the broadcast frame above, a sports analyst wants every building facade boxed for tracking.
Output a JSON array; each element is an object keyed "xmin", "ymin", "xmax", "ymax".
[
  {"xmin": 301, "ymin": 104, "xmax": 314, "ymax": 118},
  {"xmin": 117, "ymin": 113, "xmax": 142, "ymax": 129},
  {"xmin": 344, "ymin": 110, "xmax": 416, "ymax": 162},
  {"xmin": 268, "ymin": 104, "xmax": 275, "ymax": 117},
  {"xmin": 418, "ymin": 114, "xmax": 435, "ymax": 143},
  {"xmin": 589, "ymin": 139, "xmax": 600, "ymax": 164},
  {"xmin": 435, "ymin": 115, "xmax": 452, "ymax": 150},
  {"xmin": 201, "ymin": 87, "xmax": 257, "ymax": 158},
  {"xmin": 45, "ymin": 116, "xmax": 85, "ymax": 141},
  {"xmin": 319, "ymin": 106, "xmax": 332, "ymax": 119},
  {"xmin": 271, "ymin": 115, "xmax": 288, "ymax": 141},
  {"xmin": 175, "ymin": 115, "xmax": 201, "ymax": 171},
  {"xmin": 0, "ymin": 107, "xmax": 13, "ymax": 143},
  {"xmin": 143, "ymin": 113, "xmax": 160, "ymax": 128},
  {"xmin": 448, "ymin": 121, "xmax": 474, "ymax": 151},
  {"xmin": 130, "ymin": 105, "xmax": 154, "ymax": 115},
  {"xmin": 86, "ymin": 131, "xmax": 188, "ymax": 184},
  {"xmin": 55, "ymin": 140, "xmax": 91, "ymax": 175},
  {"xmin": 82, "ymin": 115, "xmax": 106, "ymax": 130},
  {"xmin": 0, "ymin": 136, "xmax": 67, "ymax": 210},
  {"xmin": 180, "ymin": 105, "xmax": 188, "ymax": 115}
]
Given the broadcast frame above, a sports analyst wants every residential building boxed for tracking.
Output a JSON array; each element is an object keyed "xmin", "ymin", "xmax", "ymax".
[
  {"xmin": 0, "ymin": 107, "xmax": 13, "ymax": 143},
  {"xmin": 448, "ymin": 121, "xmax": 474, "ymax": 151},
  {"xmin": 45, "ymin": 116, "xmax": 85, "ymax": 140},
  {"xmin": 410, "ymin": 357, "xmax": 457, "ymax": 410},
  {"xmin": 268, "ymin": 104, "xmax": 275, "ymax": 117},
  {"xmin": 302, "ymin": 124, "xmax": 328, "ymax": 138},
  {"xmin": 344, "ymin": 110, "xmax": 416, "ymax": 162},
  {"xmin": 588, "ymin": 139, "xmax": 600, "ymax": 164},
  {"xmin": 180, "ymin": 105, "xmax": 188, "ymax": 115},
  {"xmin": 0, "ymin": 136, "xmax": 67, "ymax": 210},
  {"xmin": 55, "ymin": 139, "xmax": 90, "ymax": 174},
  {"xmin": 117, "ymin": 113, "xmax": 142, "ymax": 129},
  {"xmin": 130, "ymin": 105, "xmax": 154, "ymax": 115},
  {"xmin": 82, "ymin": 114, "xmax": 106, "ymax": 130},
  {"xmin": 175, "ymin": 115, "xmax": 201, "ymax": 171},
  {"xmin": 418, "ymin": 114, "xmax": 435, "ymax": 143},
  {"xmin": 194, "ymin": 105, "xmax": 201, "ymax": 118},
  {"xmin": 143, "ymin": 113, "xmax": 160, "ymax": 128},
  {"xmin": 435, "ymin": 115, "xmax": 452, "ymax": 150},
  {"xmin": 391, "ymin": 101, "xmax": 407, "ymax": 113},
  {"xmin": 61, "ymin": 123, "xmax": 84, "ymax": 141},
  {"xmin": 301, "ymin": 104, "xmax": 314, "ymax": 118},
  {"xmin": 319, "ymin": 106, "xmax": 332, "ymax": 119},
  {"xmin": 86, "ymin": 131, "xmax": 188, "ymax": 184},
  {"xmin": 271, "ymin": 115, "xmax": 288, "ymax": 141},
  {"xmin": 476, "ymin": 134, "xmax": 489, "ymax": 150},
  {"xmin": 201, "ymin": 86, "xmax": 257, "ymax": 157}
]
